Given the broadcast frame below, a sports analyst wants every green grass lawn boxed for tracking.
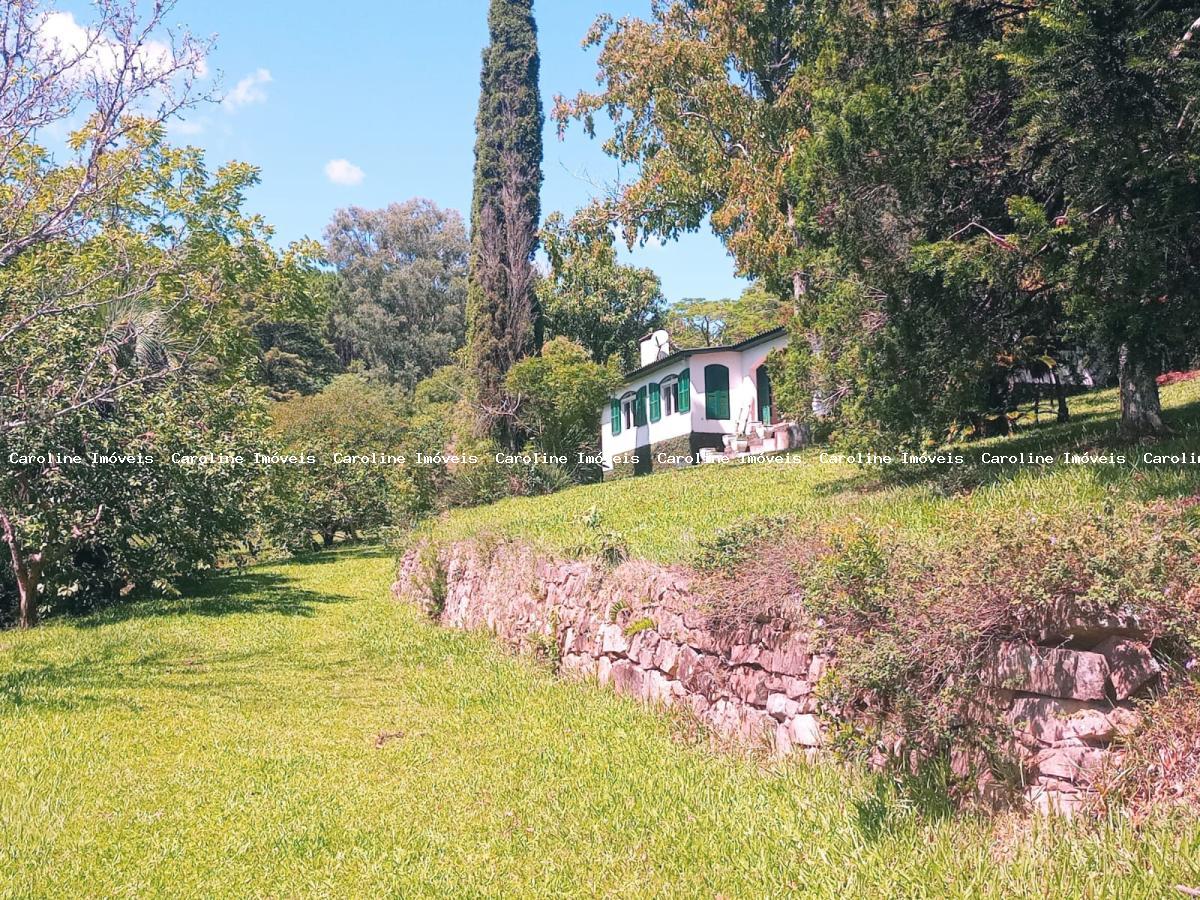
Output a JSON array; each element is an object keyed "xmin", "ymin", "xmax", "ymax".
[
  {"xmin": 424, "ymin": 378, "xmax": 1200, "ymax": 563},
  {"xmin": 2, "ymin": 547, "xmax": 1198, "ymax": 897}
]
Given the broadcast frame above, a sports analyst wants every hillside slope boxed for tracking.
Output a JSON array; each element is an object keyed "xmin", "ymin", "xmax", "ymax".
[{"xmin": 423, "ymin": 379, "xmax": 1200, "ymax": 563}]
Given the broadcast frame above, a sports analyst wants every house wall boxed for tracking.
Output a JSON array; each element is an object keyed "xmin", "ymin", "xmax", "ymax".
[
  {"xmin": 689, "ymin": 333, "xmax": 789, "ymax": 435},
  {"xmin": 599, "ymin": 361, "xmax": 693, "ymax": 474},
  {"xmin": 598, "ymin": 333, "xmax": 790, "ymax": 474}
]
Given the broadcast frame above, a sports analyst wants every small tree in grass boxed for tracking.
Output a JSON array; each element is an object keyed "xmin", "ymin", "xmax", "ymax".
[
  {"xmin": 505, "ymin": 338, "xmax": 618, "ymax": 482},
  {"xmin": 265, "ymin": 375, "xmax": 436, "ymax": 548}
]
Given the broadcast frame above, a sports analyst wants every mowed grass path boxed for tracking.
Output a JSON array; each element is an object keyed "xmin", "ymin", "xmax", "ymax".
[{"xmin": 1, "ymin": 548, "xmax": 1198, "ymax": 898}]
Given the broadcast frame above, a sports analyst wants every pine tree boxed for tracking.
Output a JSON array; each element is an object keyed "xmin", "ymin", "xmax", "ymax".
[{"xmin": 468, "ymin": 0, "xmax": 544, "ymax": 446}]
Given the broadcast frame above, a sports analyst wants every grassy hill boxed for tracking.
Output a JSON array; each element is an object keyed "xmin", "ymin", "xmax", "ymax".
[
  {"xmin": 1, "ymin": 547, "xmax": 1198, "ymax": 897},
  {"xmin": 422, "ymin": 378, "xmax": 1200, "ymax": 563},
  {"xmin": 3, "ymin": 381, "xmax": 1200, "ymax": 895}
]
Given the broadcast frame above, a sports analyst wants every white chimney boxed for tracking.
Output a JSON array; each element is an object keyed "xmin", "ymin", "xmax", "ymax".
[{"xmin": 639, "ymin": 329, "xmax": 671, "ymax": 366}]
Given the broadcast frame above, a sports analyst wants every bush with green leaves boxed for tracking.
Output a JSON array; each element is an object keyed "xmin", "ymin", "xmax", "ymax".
[
  {"xmin": 0, "ymin": 123, "xmax": 315, "ymax": 627},
  {"xmin": 505, "ymin": 337, "xmax": 618, "ymax": 482},
  {"xmin": 264, "ymin": 375, "xmax": 435, "ymax": 548}
]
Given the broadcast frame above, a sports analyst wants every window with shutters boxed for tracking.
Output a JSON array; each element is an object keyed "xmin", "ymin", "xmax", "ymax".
[
  {"xmin": 649, "ymin": 381, "xmax": 662, "ymax": 422},
  {"xmin": 621, "ymin": 393, "xmax": 636, "ymax": 430},
  {"xmin": 660, "ymin": 376, "xmax": 677, "ymax": 416},
  {"xmin": 678, "ymin": 368, "xmax": 691, "ymax": 412},
  {"xmin": 634, "ymin": 385, "xmax": 648, "ymax": 427},
  {"xmin": 704, "ymin": 364, "xmax": 730, "ymax": 420}
]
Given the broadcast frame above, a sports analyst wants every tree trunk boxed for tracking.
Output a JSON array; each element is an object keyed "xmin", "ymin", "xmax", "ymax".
[
  {"xmin": 321, "ymin": 528, "xmax": 337, "ymax": 547},
  {"xmin": 1, "ymin": 510, "xmax": 43, "ymax": 628},
  {"xmin": 1052, "ymin": 371, "xmax": 1070, "ymax": 423},
  {"xmin": 1118, "ymin": 344, "xmax": 1166, "ymax": 435},
  {"xmin": 15, "ymin": 557, "xmax": 43, "ymax": 628}
]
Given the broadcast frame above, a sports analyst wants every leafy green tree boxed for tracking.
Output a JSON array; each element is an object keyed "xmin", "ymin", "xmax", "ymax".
[
  {"xmin": 555, "ymin": 2, "xmax": 818, "ymax": 301},
  {"xmin": 468, "ymin": 0, "xmax": 544, "ymax": 445},
  {"xmin": 324, "ymin": 200, "xmax": 468, "ymax": 390},
  {"xmin": 773, "ymin": 2, "xmax": 1029, "ymax": 446},
  {"xmin": 563, "ymin": 1, "xmax": 1200, "ymax": 443},
  {"xmin": 505, "ymin": 338, "xmax": 618, "ymax": 482},
  {"xmin": 539, "ymin": 212, "xmax": 665, "ymax": 370},
  {"xmin": 0, "ymin": 0, "xmax": 209, "ymax": 269},
  {"xmin": 252, "ymin": 270, "xmax": 343, "ymax": 401},
  {"xmin": 666, "ymin": 285, "xmax": 787, "ymax": 349},
  {"xmin": 1002, "ymin": 1, "xmax": 1200, "ymax": 434},
  {"xmin": 265, "ymin": 375, "xmax": 435, "ymax": 548},
  {"xmin": 0, "ymin": 126, "xmax": 310, "ymax": 627},
  {"xmin": 560, "ymin": 3, "xmax": 1054, "ymax": 447}
]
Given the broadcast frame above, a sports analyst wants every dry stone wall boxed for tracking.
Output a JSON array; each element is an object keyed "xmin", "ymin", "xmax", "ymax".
[{"xmin": 395, "ymin": 539, "xmax": 1163, "ymax": 816}]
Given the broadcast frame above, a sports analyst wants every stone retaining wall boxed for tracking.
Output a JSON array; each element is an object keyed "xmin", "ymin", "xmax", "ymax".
[{"xmin": 395, "ymin": 539, "xmax": 1162, "ymax": 816}]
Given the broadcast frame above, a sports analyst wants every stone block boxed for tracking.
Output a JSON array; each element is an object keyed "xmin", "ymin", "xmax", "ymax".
[
  {"xmin": 739, "ymin": 706, "xmax": 774, "ymax": 742},
  {"xmin": 1031, "ymin": 745, "xmax": 1108, "ymax": 783},
  {"xmin": 599, "ymin": 623, "xmax": 629, "ymax": 656},
  {"xmin": 654, "ymin": 641, "xmax": 681, "ymax": 677},
  {"xmin": 643, "ymin": 669, "xmax": 673, "ymax": 706},
  {"xmin": 635, "ymin": 632, "xmax": 661, "ymax": 668},
  {"xmin": 774, "ymin": 722, "xmax": 794, "ymax": 758},
  {"xmin": 1033, "ymin": 598, "xmax": 1151, "ymax": 645},
  {"xmin": 1007, "ymin": 695, "xmax": 1137, "ymax": 745},
  {"xmin": 610, "ymin": 660, "xmax": 644, "ymax": 698},
  {"xmin": 1092, "ymin": 636, "xmax": 1160, "ymax": 700},
  {"xmin": 730, "ymin": 667, "xmax": 770, "ymax": 706},
  {"xmin": 986, "ymin": 643, "xmax": 1109, "ymax": 701},
  {"xmin": 765, "ymin": 674, "xmax": 812, "ymax": 701},
  {"xmin": 950, "ymin": 745, "xmax": 986, "ymax": 779},
  {"xmin": 675, "ymin": 646, "xmax": 701, "ymax": 685},
  {"xmin": 729, "ymin": 643, "xmax": 764, "ymax": 666},
  {"xmin": 760, "ymin": 636, "xmax": 810, "ymax": 677},
  {"xmin": 706, "ymin": 699, "xmax": 738, "ymax": 734},
  {"xmin": 766, "ymin": 692, "xmax": 801, "ymax": 722},
  {"xmin": 789, "ymin": 714, "xmax": 823, "ymax": 747}
]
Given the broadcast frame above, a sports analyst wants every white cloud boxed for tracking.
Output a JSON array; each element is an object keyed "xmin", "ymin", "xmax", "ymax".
[
  {"xmin": 324, "ymin": 158, "xmax": 365, "ymax": 187},
  {"xmin": 36, "ymin": 11, "xmax": 206, "ymax": 82},
  {"xmin": 223, "ymin": 68, "xmax": 272, "ymax": 110},
  {"xmin": 168, "ymin": 118, "xmax": 208, "ymax": 137}
]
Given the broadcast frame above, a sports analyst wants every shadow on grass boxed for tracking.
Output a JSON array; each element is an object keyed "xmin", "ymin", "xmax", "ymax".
[
  {"xmin": 72, "ymin": 571, "xmax": 349, "ymax": 630},
  {"xmin": 854, "ymin": 767, "xmax": 958, "ymax": 843},
  {"xmin": 863, "ymin": 393, "xmax": 1200, "ymax": 500},
  {"xmin": 267, "ymin": 543, "xmax": 392, "ymax": 568}
]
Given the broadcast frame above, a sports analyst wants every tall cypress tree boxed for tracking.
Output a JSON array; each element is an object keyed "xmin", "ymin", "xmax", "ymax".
[{"xmin": 468, "ymin": 0, "xmax": 544, "ymax": 446}]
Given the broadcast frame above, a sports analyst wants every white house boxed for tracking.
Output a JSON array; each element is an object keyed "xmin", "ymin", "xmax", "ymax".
[{"xmin": 598, "ymin": 327, "xmax": 796, "ymax": 477}]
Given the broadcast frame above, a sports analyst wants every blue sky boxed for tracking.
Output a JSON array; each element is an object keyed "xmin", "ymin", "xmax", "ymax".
[{"xmin": 74, "ymin": 0, "xmax": 749, "ymax": 302}]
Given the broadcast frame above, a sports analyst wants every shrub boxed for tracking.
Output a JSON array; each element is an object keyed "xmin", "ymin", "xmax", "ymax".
[
  {"xmin": 505, "ymin": 338, "xmax": 618, "ymax": 482},
  {"xmin": 265, "ymin": 375, "xmax": 429, "ymax": 548},
  {"xmin": 700, "ymin": 500, "xmax": 1200, "ymax": 785},
  {"xmin": 571, "ymin": 506, "xmax": 629, "ymax": 568}
]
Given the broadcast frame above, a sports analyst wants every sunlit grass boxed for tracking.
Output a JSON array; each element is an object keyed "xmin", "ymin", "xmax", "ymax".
[
  {"xmin": 426, "ymin": 378, "xmax": 1200, "ymax": 562},
  {"xmin": 1, "ymin": 547, "xmax": 1198, "ymax": 897}
]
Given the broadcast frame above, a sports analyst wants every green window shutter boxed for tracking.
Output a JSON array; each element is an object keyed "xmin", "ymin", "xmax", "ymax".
[
  {"xmin": 756, "ymin": 365, "xmax": 773, "ymax": 425},
  {"xmin": 610, "ymin": 399, "xmax": 621, "ymax": 435},
  {"xmin": 704, "ymin": 364, "xmax": 730, "ymax": 420},
  {"xmin": 635, "ymin": 385, "xmax": 648, "ymax": 427},
  {"xmin": 649, "ymin": 382, "xmax": 661, "ymax": 422},
  {"xmin": 677, "ymin": 369, "xmax": 690, "ymax": 412}
]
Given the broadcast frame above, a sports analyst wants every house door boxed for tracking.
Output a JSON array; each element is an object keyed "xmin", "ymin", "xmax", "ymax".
[{"xmin": 756, "ymin": 365, "xmax": 773, "ymax": 425}]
